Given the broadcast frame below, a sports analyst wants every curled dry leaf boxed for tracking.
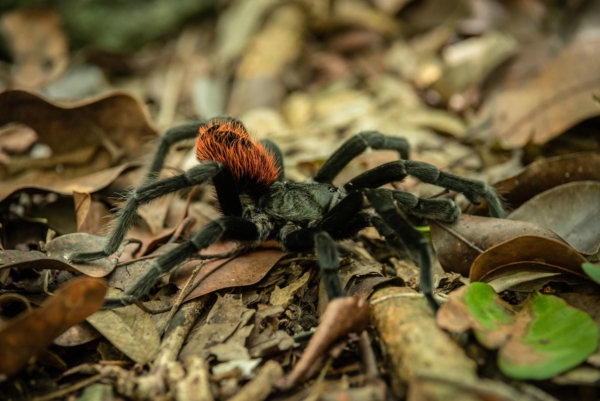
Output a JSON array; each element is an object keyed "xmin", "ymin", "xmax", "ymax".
[
  {"xmin": 437, "ymin": 282, "xmax": 598, "ymax": 380},
  {"xmin": 508, "ymin": 181, "xmax": 600, "ymax": 255},
  {"xmin": 53, "ymin": 322, "xmax": 102, "ymax": 347},
  {"xmin": 494, "ymin": 152, "xmax": 600, "ymax": 209},
  {"xmin": 0, "ymin": 277, "xmax": 107, "ymax": 376},
  {"xmin": 489, "ymin": 33, "xmax": 600, "ymax": 148},
  {"xmin": 277, "ymin": 296, "xmax": 370, "ymax": 390},
  {"xmin": 0, "ymin": 233, "xmax": 117, "ymax": 278},
  {"xmin": 0, "ymin": 89, "xmax": 155, "ymax": 181},
  {"xmin": 45, "ymin": 233, "xmax": 118, "ymax": 277},
  {"xmin": 430, "ymin": 214, "xmax": 563, "ymax": 276},
  {"xmin": 0, "ymin": 162, "xmax": 141, "ymax": 204},
  {"xmin": 469, "ymin": 235, "xmax": 589, "ymax": 283}
]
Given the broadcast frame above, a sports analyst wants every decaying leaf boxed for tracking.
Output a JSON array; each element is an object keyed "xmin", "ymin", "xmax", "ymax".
[
  {"xmin": 437, "ymin": 282, "xmax": 598, "ymax": 379},
  {"xmin": 0, "ymin": 277, "xmax": 106, "ymax": 376},
  {"xmin": 87, "ymin": 303, "xmax": 162, "ymax": 364},
  {"xmin": 179, "ymin": 294, "xmax": 252, "ymax": 361}
]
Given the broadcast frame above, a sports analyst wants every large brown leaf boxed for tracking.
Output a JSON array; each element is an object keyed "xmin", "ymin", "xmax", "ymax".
[
  {"xmin": 494, "ymin": 152, "xmax": 600, "ymax": 209},
  {"xmin": 469, "ymin": 235, "xmax": 588, "ymax": 283},
  {"xmin": 0, "ymin": 90, "xmax": 155, "ymax": 182},
  {"xmin": 508, "ymin": 181, "xmax": 600, "ymax": 255},
  {"xmin": 430, "ymin": 214, "xmax": 563, "ymax": 276}
]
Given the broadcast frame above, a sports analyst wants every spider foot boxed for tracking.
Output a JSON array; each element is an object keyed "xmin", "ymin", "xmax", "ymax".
[{"xmin": 68, "ymin": 250, "xmax": 113, "ymax": 264}]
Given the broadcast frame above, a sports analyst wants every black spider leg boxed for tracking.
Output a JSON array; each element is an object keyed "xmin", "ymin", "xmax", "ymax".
[
  {"xmin": 147, "ymin": 122, "xmax": 204, "ymax": 179},
  {"xmin": 345, "ymin": 160, "xmax": 506, "ymax": 218},
  {"xmin": 69, "ymin": 161, "xmax": 243, "ymax": 263},
  {"xmin": 146, "ymin": 116, "xmax": 244, "ymax": 180},
  {"xmin": 260, "ymin": 139, "xmax": 286, "ymax": 182},
  {"xmin": 104, "ymin": 216, "xmax": 260, "ymax": 308},
  {"xmin": 313, "ymin": 131, "xmax": 410, "ymax": 184},
  {"xmin": 282, "ymin": 192, "xmax": 367, "ymax": 299},
  {"xmin": 364, "ymin": 189, "xmax": 439, "ymax": 311}
]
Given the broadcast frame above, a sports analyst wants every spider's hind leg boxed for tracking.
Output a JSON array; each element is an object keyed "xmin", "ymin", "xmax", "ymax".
[
  {"xmin": 69, "ymin": 162, "xmax": 237, "ymax": 263},
  {"xmin": 104, "ymin": 216, "xmax": 260, "ymax": 308},
  {"xmin": 147, "ymin": 122, "xmax": 204, "ymax": 180}
]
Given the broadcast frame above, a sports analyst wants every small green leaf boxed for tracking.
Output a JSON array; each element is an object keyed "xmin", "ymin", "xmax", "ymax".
[
  {"xmin": 499, "ymin": 293, "xmax": 598, "ymax": 380},
  {"xmin": 582, "ymin": 262, "xmax": 600, "ymax": 284},
  {"xmin": 464, "ymin": 282, "xmax": 514, "ymax": 331},
  {"xmin": 441, "ymin": 282, "xmax": 599, "ymax": 380}
]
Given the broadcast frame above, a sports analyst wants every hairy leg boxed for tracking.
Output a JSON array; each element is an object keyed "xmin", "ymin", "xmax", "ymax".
[
  {"xmin": 314, "ymin": 131, "xmax": 410, "ymax": 184},
  {"xmin": 105, "ymin": 216, "xmax": 260, "ymax": 308},
  {"xmin": 147, "ymin": 122, "xmax": 204, "ymax": 180},
  {"xmin": 345, "ymin": 160, "xmax": 505, "ymax": 218},
  {"xmin": 69, "ymin": 162, "xmax": 241, "ymax": 263},
  {"xmin": 261, "ymin": 139, "xmax": 286, "ymax": 182},
  {"xmin": 282, "ymin": 228, "xmax": 344, "ymax": 300},
  {"xmin": 365, "ymin": 189, "xmax": 438, "ymax": 311}
]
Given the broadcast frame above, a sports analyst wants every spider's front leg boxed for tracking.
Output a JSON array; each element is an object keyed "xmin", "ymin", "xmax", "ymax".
[
  {"xmin": 345, "ymin": 160, "xmax": 505, "ymax": 218},
  {"xmin": 104, "ymin": 216, "xmax": 260, "ymax": 308},
  {"xmin": 313, "ymin": 131, "xmax": 410, "ymax": 184},
  {"xmin": 69, "ymin": 161, "xmax": 240, "ymax": 263}
]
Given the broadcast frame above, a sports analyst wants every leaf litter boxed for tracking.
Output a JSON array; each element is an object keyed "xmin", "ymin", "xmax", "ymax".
[{"xmin": 0, "ymin": 1, "xmax": 600, "ymax": 400}]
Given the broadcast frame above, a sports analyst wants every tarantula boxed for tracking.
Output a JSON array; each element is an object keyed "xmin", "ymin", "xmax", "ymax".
[{"xmin": 69, "ymin": 117, "xmax": 504, "ymax": 310}]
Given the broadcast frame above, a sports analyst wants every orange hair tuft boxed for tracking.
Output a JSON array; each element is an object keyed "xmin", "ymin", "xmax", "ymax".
[{"xmin": 195, "ymin": 118, "xmax": 279, "ymax": 194}]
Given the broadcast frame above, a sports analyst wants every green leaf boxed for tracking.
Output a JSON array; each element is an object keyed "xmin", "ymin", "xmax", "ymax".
[
  {"xmin": 442, "ymin": 282, "xmax": 598, "ymax": 380},
  {"xmin": 582, "ymin": 262, "xmax": 600, "ymax": 284},
  {"xmin": 499, "ymin": 293, "xmax": 598, "ymax": 380},
  {"xmin": 465, "ymin": 282, "xmax": 514, "ymax": 331}
]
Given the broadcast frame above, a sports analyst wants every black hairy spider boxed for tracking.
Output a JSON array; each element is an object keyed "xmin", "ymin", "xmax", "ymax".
[{"xmin": 69, "ymin": 117, "xmax": 505, "ymax": 310}]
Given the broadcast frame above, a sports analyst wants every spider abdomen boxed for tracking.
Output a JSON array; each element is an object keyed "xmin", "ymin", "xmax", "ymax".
[{"xmin": 195, "ymin": 117, "xmax": 279, "ymax": 194}]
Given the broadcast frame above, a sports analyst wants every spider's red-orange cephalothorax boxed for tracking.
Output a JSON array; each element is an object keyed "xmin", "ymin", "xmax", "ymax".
[{"xmin": 195, "ymin": 118, "xmax": 280, "ymax": 192}]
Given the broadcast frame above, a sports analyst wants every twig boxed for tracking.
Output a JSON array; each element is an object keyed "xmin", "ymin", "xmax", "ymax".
[{"xmin": 32, "ymin": 374, "xmax": 102, "ymax": 401}]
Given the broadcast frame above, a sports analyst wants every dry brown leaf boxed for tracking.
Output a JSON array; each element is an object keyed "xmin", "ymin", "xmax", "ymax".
[
  {"xmin": 0, "ymin": 90, "xmax": 155, "ymax": 181},
  {"xmin": 0, "ymin": 233, "xmax": 117, "ymax": 278},
  {"xmin": 179, "ymin": 294, "xmax": 251, "ymax": 361},
  {"xmin": 74, "ymin": 192, "xmax": 113, "ymax": 235},
  {"xmin": 469, "ymin": 235, "xmax": 589, "ymax": 283},
  {"xmin": 269, "ymin": 271, "xmax": 311, "ymax": 308},
  {"xmin": 0, "ymin": 277, "xmax": 106, "ymax": 376},
  {"xmin": 0, "ymin": 163, "xmax": 141, "ymax": 204},
  {"xmin": 430, "ymin": 214, "xmax": 564, "ymax": 276},
  {"xmin": 171, "ymin": 248, "xmax": 288, "ymax": 302},
  {"xmin": 87, "ymin": 304, "xmax": 161, "ymax": 364},
  {"xmin": 1, "ymin": 8, "xmax": 68, "ymax": 89},
  {"xmin": 494, "ymin": 152, "xmax": 600, "ymax": 209},
  {"xmin": 53, "ymin": 322, "xmax": 101, "ymax": 347},
  {"xmin": 489, "ymin": 34, "xmax": 600, "ymax": 148}
]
